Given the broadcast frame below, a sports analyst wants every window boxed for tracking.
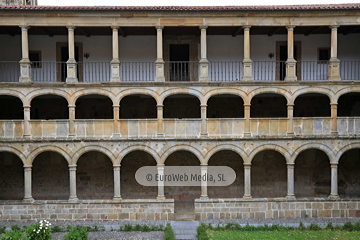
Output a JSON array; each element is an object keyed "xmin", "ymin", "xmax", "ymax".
[
  {"xmin": 29, "ymin": 51, "xmax": 42, "ymax": 68},
  {"xmin": 318, "ymin": 48, "xmax": 330, "ymax": 64}
]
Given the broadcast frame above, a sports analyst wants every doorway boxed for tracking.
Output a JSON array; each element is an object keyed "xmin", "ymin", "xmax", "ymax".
[
  {"xmin": 276, "ymin": 41, "xmax": 301, "ymax": 80},
  {"xmin": 169, "ymin": 44, "xmax": 190, "ymax": 81},
  {"xmin": 56, "ymin": 42, "xmax": 83, "ymax": 82}
]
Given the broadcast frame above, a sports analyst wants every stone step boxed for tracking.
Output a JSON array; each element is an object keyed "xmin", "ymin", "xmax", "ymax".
[
  {"xmin": 171, "ymin": 221, "xmax": 199, "ymax": 240},
  {"xmin": 173, "ymin": 229, "xmax": 197, "ymax": 234},
  {"xmin": 175, "ymin": 234, "xmax": 197, "ymax": 240}
]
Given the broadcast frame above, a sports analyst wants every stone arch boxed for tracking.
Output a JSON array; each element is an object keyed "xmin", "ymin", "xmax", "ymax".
[
  {"xmin": 292, "ymin": 143, "xmax": 336, "ymax": 164},
  {"xmin": 334, "ymin": 87, "xmax": 360, "ymax": 103},
  {"xmin": 204, "ymin": 144, "xmax": 247, "ymax": 165},
  {"xmin": 118, "ymin": 88, "xmax": 160, "ymax": 105},
  {"xmin": 0, "ymin": 95, "xmax": 25, "ymax": 119},
  {"xmin": 159, "ymin": 88, "xmax": 203, "ymax": 105},
  {"xmin": 248, "ymin": 144, "xmax": 291, "ymax": 164},
  {"xmin": 0, "ymin": 89, "xmax": 26, "ymax": 105},
  {"xmin": 26, "ymin": 145, "xmax": 71, "ymax": 166},
  {"xmin": 0, "ymin": 146, "xmax": 26, "ymax": 165},
  {"xmin": 117, "ymin": 145, "xmax": 160, "ymax": 165},
  {"xmin": 119, "ymin": 93, "xmax": 157, "ymax": 119},
  {"xmin": 161, "ymin": 145, "xmax": 204, "ymax": 165},
  {"xmin": 26, "ymin": 89, "xmax": 70, "ymax": 106},
  {"xmin": 203, "ymin": 88, "xmax": 246, "ymax": 105},
  {"xmin": 70, "ymin": 89, "xmax": 116, "ymax": 106},
  {"xmin": 247, "ymin": 87, "xmax": 291, "ymax": 105},
  {"xmin": 292, "ymin": 87, "xmax": 335, "ymax": 104},
  {"xmin": 72, "ymin": 145, "xmax": 116, "ymax": 165},
  {"xmin": 336, "ymin": 142, "xmax": 360, "ymax": 163}
]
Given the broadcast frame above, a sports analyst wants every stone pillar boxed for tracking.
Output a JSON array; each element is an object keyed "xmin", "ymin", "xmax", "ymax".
[
  {"xmin": 243, "ymin": 163, "xmax": 252, "ymax": 200},
  {"xmin": 112, "ymin": 105, "xmax": 121, "ymax": 138},
  {"xmin": 328, "ymin": 26, "xmax": 341, "ymax": 81},
  {"xmin": 286, "ymin": 163, "xmax": 296, "ymax": 200},
  {"xmin": 66, "ymin": 26, "xmax": 78, "ymax": 83},
  {"xmin": 285, "ymin": 26, "xmax": 297, "ymax": 81},
  {"xmin": 23, "ymin": 165, "xmax": 33, "ymax": 202},
  {"xmin": 329, "ymin": 163, "xmax": 340, "ymax": 199},
  {"xmin": 23, "ymin": 105, "xmax": 31, "ymax": 139},
  {"xmin": 110, "ymin": 26, "xmax": 121, "ymax": 82},
  {"xmin": 331, "ymin": 103, "xmax": 338, "ymax": 135},
  {"xmin": 68, "ymin": 105, "xmax": 75, "ymax": 138},
  {"xmin": 199, "ymin": 26, "xmax": 210, "ymax": 81},
  {"xmin": 113, "ymin": 165, "xmax": 122, "ymax": 200},
  {"xmin": 69, "ymin": 165, "xmax": 78, "ymax": 201},
  {"xmin": 200, "ymin": 104, "xmax": 208, "ymax": 137},
  {"xmin": 157, "ymin": 164, "xmax": 165, "ymax": 200},
  {"xmin": 287, "ymin": 104, "xmax": 294, "ymax": 136},
  {"xmin": 155, "ymin": 26, "xmax": 165, "ymax": 82},
  {"xmin": 200, "ymin": 164, "xmax": 209, "ymax": 200},
  {"xmin": 242, "ymin": 26, "xmax": 253, "ymax": 81},
  {"xmin": 19, "ymin": 25, "xmax": 32, "ymax": 83},
  {"xmin": 157, "ymin": 104, "xmax": 164, "ymax": 137},
  {"xmin": 244, "ymin": 104, "xmax": 251, "ymax": 137}
]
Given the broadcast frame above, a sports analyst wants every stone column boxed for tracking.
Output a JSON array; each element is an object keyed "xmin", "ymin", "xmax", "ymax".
[
  {"xmin": 200, "ymin": 104, "xmax": 208, "ymax": 137},
  {"xmin": 199, "ymin": 26, "xmax": 210, "ymax": 81},
  {"xmin": 329, "ymin": 163, "xmax": 340, "ymax": 199},
  {"xmin": 112, "ymin": 105, "xmax": 121, "ymax": 138},
  {"xmin": 242, "ymin": 26, "xmax": 253, "ymax": 81},
  {"xmin": 285, "ymin": 26, "xmax": 297, "ymax": 81},
  {"xmin": 157, "ymin": 104, "xmax": 164, "ymax": 137},
  {"xmin": 113, "ymin": 165, "xmax": 122, "ymax": 200},
  {"xmin": 244, "ymin": 104, "xmax": 251, "ymax": 137},
  {"xmin": 200, "ymin": 164, "xmax": 209, "ymax": 200},
  {"xmin": 68, "ymin": 105, "xmax": 75, "ymax": 138},
  {"xmin": 287, "ymin": 104, "xmax": 294, "ymax": 136},
  {"xmin": 110, "ymin": 26, "xmax": 121, "ymax": 82},
  {"xmin": 19, "ymin": 25, "xmax": 32, "ymax": 83},
  {"xmin": 155, "ymin": 26, "xmax": 165, "ymax": 82},
  {"xmin": 69, "ymin": 165, "xmax": 78, "ymax": 201},
  {"xmin": 66, "ymin": 26, "xmax": 78, "ymax": 83},
  {"xmin": 243, "ymin": 163, "xmax": 252, "ymax": 200},
  {"xmin": 157, "ymin": 164, "xmax": 165, "ymax": 200},
  {"xmin": 23, "ymin": 165, "xmax": 33, "ymax": 202},
  {"xmin": 328, "ymin": 26, "xmax": 341, "ymax": 81},
  {"xmin": 331, "ymin": 103, "xmax": 338, "ymax": 135},
  {"xmin": 23, "ymin": 105, "xmax": 31, "ymax": 139},
  {"xmin": 286, "ymin": 163, "xmax": 296, "ymax": 200}
]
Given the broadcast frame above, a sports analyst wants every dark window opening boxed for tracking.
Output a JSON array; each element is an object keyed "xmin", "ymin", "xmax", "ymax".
[
  {"xmin": 318, "ymin": 48, "xmax": 330, "ymax": 63},
  {"xmin": 120, "ymin": 95, "xmax": 157, "ymax": 119},
  {"xmin": 207, "ymin": 94, "xmax": 244, "ymax": 118},
  {"xmin": 250, "ymin": 93, "xmax": 287, "ymax": 118},
  {"xmin": 294, "ymin": 93, "xmax": 330, "ymax": 117},
  {"xmin": 75, "ymin": 94, "xmax": 112, "ymax": 119},
  {"xmin": 170, "ymin": 44, "xmax": 190, "ymax": 81},
  {"xmin": 163, "ymin": 94, "xmax": 200, "ymax": 119},
  {"xmin": 60, "ymin": 46, "xmax": 79, "ymax": 82},
  {"xmin": 31, "ymin": 95, "xmax": 68, "ymax": 120},
  {"xmin": 0, "ymin": 96, "xmax": 23, "ymax": 120},
  {"xmin": 338, "ymin": 93, "xmax": 360, "ymax": 117},
  {"xmin": 29, "ymin": 50, "xmax": 42, "ymax": 68}
]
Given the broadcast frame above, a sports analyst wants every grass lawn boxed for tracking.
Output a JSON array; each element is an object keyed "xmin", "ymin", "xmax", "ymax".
[{"xmin": 207, "ymin": 230, "xmax": 360, "ymax": 240}]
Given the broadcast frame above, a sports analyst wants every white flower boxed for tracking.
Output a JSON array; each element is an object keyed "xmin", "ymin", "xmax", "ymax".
[{"xmin": 33, "ymin": 229, "xmax": 36, "ymax": 232}]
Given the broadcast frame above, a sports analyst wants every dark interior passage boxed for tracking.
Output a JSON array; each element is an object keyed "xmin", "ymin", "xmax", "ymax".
[
  {"xmin": 338, "ymin": 149, "xmax": 360, "ymax": 198},
  {"xmin": 338, "ymin": 93, "xmax": 360, "ymax": 116},
  {"xmin": 294, "ymin": 93, "xmax": 330, "ymax": 117},
  {"xmin": 250, "ymin": 93, "xmax": 287, "ymax": 118},
  {"xmin": 75, "ymin": 94, "xmax": 113, "ymax": 119},
  {"xmin": 120, "ymin": 95, "xmax": 157, "ymax": 119},
  {"xmin": 207, "ymin": 94, "xmax": 244, "ymax": 118},
  {"xmin": 163, "ymin": 94, "xmax": 200, "ymax": 118},
  {"xmin": 31, "ymin": 95, "xmax": 68, "ymax": 119},
  {"xmin": 0, "ymin": 96, "xmax": 23, "ymax": 120},
  {"xmin": 0, "ymin": 152, "xmax": 24, "ymax": 200}
]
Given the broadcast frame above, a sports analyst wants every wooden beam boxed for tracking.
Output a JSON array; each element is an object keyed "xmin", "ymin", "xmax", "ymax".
[
  {"xmin": 77, "ymin": 27, "xmax": 90, "ymax": 37},
  {"xmin": 39, "ymin": 27, "xmax": 54, "ymax": 37},
  {"xmin": 343, "ymin": 26, "xmax": 360, "ymax": 35},
  {"xmin": 304, "ymin": 26, "xmax": 323, "ymax": 36},
  {"xmin": 232, "ymin": 27, "xmax": 243, "ymax": 37},
  {"xmin": 268, "ymin": 27, "xmax": 282, "ymax": 36},
  {"xmin": 119, "ymin": 27, "xmax": 127, "ymax": 37}
]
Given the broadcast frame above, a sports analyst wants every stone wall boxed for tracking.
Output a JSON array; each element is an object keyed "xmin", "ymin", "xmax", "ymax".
[
  {"xmin": 0, "ymin": 200, "xmax": 174, "ymax": 222},
  {"xmin": 195, "ymin": 199, "xmax": 360, "ymax": 220}
]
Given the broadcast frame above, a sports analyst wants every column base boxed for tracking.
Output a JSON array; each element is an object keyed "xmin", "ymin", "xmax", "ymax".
[
  {"xmin": 285, "ymin": 195, "xmax": 296, "ymax": 200},
  {"xmin": 157, "ymin": 133, "xmax": 164, "ymax": 137},
  {"xmin": 286, "ymin": 132, "xmax": 295, "ymax": 136},
  {"xmin": 68, "ymin": 134, "xmax": 75, "ymax": 138},
  {"xmin": 244, "ymin": 132, "xmax": 251, "ymax": 137},
  {"xmin": 328, "ymin": 194, "xmax": 340, "ymax": 200},
  {"xmin": 112, "ymin": 133, "xmax": 121, "ymax": 138},
  {"xmin": 156, "ymin": 196, "xmax": 166, "ymax": 200},
  {"xmin": 22, "ymin": 134, "xmax": 31, "ymax": 139},
  {"xmin": 200, "ymin": 132, "xmax": 208, "ymax": 137},
  {"xmin": 242, "ymin": 59, "xmax": 253, "ymax": 81},
  {"xmin": 68, "ymin": 197, "xmax": 78, "ymax": 202},
  {"xmin": 23, "ymin": 197, "xmax": 34, "ymax": 203},
  {"xmin": 200, "ymin": 196, "xmax": 209, "ymax": 200},
  {"xmin": 155, "ymin": 77, "xmax": 165, "ymax": 82},
  {"xmin": 110, "ymin": 77, "xmax": 121, "ymax": 82},
  {"xmin": 331, "ymin": 131, "xmax": 338, "ymax": 136},
  {"xmin": 113, "ymin": 197, "xmax": 122, "ymax": 201},
  {"xmin": 199, "ymin": 60, "xmax": 209, "ymax": 82},
  {"xmin": 285, "ymin": 59, "xmax": 297, "ymax": 81},
  {"xmin": 19, "ymin": 77, "xmax": 33, "ymax": 83},
  {"xmin": 66, "ymin": 78, "xmax": 78, "ymax": 83},
  {"xmin": 328, "ymin": 58, "xmax": 341, "ymax": 81},
  {"xmin": 243, "ymin": 195, "xmax": 253, "ymax": 200},
  {"xmin": 242, "ymin": 76, "xmax": 253, "ymax": 82}
]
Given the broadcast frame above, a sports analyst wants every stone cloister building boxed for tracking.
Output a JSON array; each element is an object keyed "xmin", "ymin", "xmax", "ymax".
[{"xmin": 0, "ymin": 3, "xmax": 360, "ymax": 221}]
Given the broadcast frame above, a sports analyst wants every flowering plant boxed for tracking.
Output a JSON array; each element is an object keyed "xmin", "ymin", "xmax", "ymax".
[{"xmin": 25, "ymin": 220, "xmax": 52, "ymax": 240}]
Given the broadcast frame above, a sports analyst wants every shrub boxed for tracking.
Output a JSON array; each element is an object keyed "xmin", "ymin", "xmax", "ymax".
[
  {"xmin": 325, "ymin": 222, "xmax": 334, "ymax": 230},
  {"xmin": 343, "ymin": 222, "xmax": 354, "ymax": 231},
  {"xmin": 50, "ymin": 225, "xmax": 64, "ymax": 233},
  {"xmin": 0, "ymin": 230, "xmax": 24, "ymax": 240},
  {"xmin": 163, "ymin": 223, "xmax": 175, "ymax": 240},
  {"xmin": 10, "ymin": 226, "xmax": 20, "ymax": 232},
  {"xmin": 63, "ymin": 226, "xmax": 88, "ymax": 240},
  {"xmin": 299, "ymin": 222, "xmax": 306, "ymax": 230},
  {"xmin": 0, "ymin": 226, "xmax": 6, "ymax": 234},
  {"xmin": 196, "ymin": 224, "xmax": 209, "ymax": 240},
  {"xmin": 307, "ymin": 223, "xmax": 322, "ymax": 231},
  {"xmin": 25, "ymin": 220, "xmax": 52, "ymax": 240},
  {"xmin": 354, "ymin": 222, "xmax": 360, "ymax": 231}
]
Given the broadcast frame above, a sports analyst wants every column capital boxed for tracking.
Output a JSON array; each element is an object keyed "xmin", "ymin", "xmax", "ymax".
[
  {"xmin": 19, "ymin": 25, "xmax": 30, "ymax": 30},
  {"xmin": 66, "ymin": 25, "xmax": 76, "ymax": 30},
  {"xmin": 330, "ymin": 25, "xmax": 340, "ymax": 29},
  {"xmin": 200, "ymin": 163, "xmax": 208, "ymax": 166},
  {"xmin": 23, "ymin": 105, "xmax": 31, "ymax": 109},
  {"xmin": 112, "ymin": 105, "xmax": 120, "ymax": 108},
  {"xmin": 243, "ymin": 25, "xmax": 251, "ymax": 30},
  {"xmin": 155, "ymin": 25, "xmax": 164, "ymax": 30},
  {"xmin": 113, "ymin": 165, "xmax": 121, "ymax": 171},
  {"xmin": 156, "ymin": 104, "xmax": 164, "ymax": 108},
  {"xmin": 199, "ymin": 25, "xmax": 208, "ymax": 30},
  {"xmin": 24, "ymin": 165, "xmax": 32, "ymax": 170},
  {"xmin": 200, "ymin": 104, "xmax": 207, "ymax": 108},
  {"xmin": 330, "ymin": 162, "xmax": 338, "ymax": 167},
  {"xmin": 330, "ymin": 103, "xmax": 338, "ymax": 106},
  {"xmin": 244, "ymin": 163, "xmax": 251, "ymax": 168},
  {"xmin": 69, "ymin": 165, "xmax": 77, "ymax": 170},
  {"xmin": 157, "ymin": 164, "xmax": 165, "ymax": 167},
  {"xmin": 111, "ymin": 25, "xmax": 119, "ymax": 30},
  {"xmin": 287, "ymin": 163, "xmax": 295, "ymax": 168},
  {"xmin": 287, "ymin": 104, "xmax": 294, "ymax": 107},
  {"xmin": 286, "ymin": 26, "xmax": 296, "ymax": 31},
  {"xmin": 68, "ymin": 105, "xmax": 76, "ymax": 109}
]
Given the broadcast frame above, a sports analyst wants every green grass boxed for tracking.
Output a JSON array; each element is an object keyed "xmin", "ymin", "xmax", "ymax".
[{"xmin": 207, "ymin": 230, "xmax": 360, "ymax": 240}]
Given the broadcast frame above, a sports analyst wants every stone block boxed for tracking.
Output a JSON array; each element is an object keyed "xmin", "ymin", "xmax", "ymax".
[{"xmin": 319, "ymin": 210, "xmax": 331, "ymax": 217}]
